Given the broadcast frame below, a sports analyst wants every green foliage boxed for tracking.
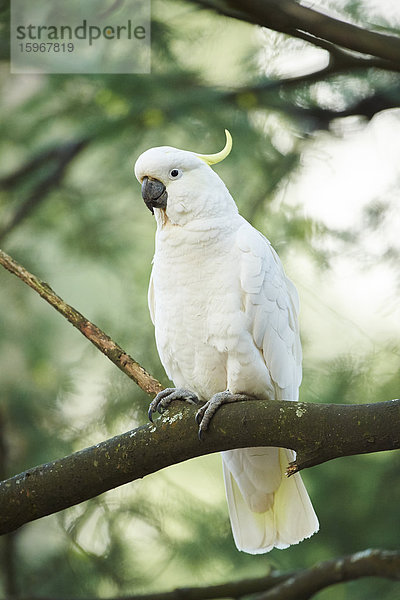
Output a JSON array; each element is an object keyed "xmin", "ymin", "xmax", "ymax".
[{"xmin": 0, "ymin": 0, "xmax": 399, "ymax": 598}]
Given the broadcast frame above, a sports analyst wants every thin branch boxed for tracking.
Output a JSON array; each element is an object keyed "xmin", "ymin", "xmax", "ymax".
[
  {"xmin": 0, "ymin": 397, "xmax": 399, "ymax": 535},
  {"xmin": 222, "ymin": 28, "xmax": 400, "ymax": 113},
  {"xmin": 255, "ymin": 549, "xmax": 400, "ymax": 600},
  {"xmin": 226, "ymin": 79, "xmax": 400, "ymax": 130},
  {"xmin": 0, "ymin": 249, "xmax": 163, "ymax": 396},
  {"xmin": 282, "ymin": 84, "xmax": 400, "ymax": 128}
]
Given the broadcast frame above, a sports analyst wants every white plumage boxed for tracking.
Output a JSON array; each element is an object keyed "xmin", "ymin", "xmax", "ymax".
[{"xmin": 134, "ymin": 134, "xmax": 319, "ymax": 553}]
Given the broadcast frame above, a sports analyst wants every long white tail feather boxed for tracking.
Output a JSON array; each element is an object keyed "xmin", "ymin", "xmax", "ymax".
[
  {"xmin": 273, "ymin": 448, "xmax": 319, "ymax": 548},
  {"xmin": 222, "ymin": 447, "xmax": 281, "ymax": 510},
  {"xmin": 223, "ymin": 460, "xmax": 276, "ymax": 553},
  {"xmin": 222, "ymin": 447, "xmax": 319, "ymax": 554}
]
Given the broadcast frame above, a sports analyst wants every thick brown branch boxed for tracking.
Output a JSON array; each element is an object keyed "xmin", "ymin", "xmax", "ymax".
[
  {"xmin": 0, "ymin": 397, "xmax": 398, "ymax": 535},
  {"xmin": 0, "ymin": 409, "xmax": 18, "ymax": 596},
  {"xmin": 192, "ymin": 0, "xmax": 400, "ymax": 65},
  {"xmin": 0, "ymin": 249, "xmax": 163, "ymax": 396},
  {"xmin": 256, "ymin": 549, "xmax": 400, "ymax": 600},
  {"xmin": 7, "ymin": 549, "xmax": 399, "ymax": 600}
]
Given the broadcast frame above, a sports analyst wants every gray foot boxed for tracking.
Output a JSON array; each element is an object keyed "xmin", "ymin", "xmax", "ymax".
[
  {"xmin": 195, "ymin": 391, "xmax": 246, "ymax": 440},
  {"xmin": 148, "ymin": 387, "xmax": 200, "ymax": 422}
]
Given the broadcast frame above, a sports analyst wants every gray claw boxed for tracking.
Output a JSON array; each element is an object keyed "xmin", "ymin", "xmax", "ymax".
[
  {"xmin": 195, "ymin": 390, "xmax": 241, "ymax": 440},
  {"xmin": 147, "ymin": 387, "xmax": 199, "ymax": 423},
  {"xmin": 148, "ymin": 395, "xmax": 163, "ymax": 422},
  {"xmin": 195, "ymin": 406, "xmax": 205, "ymax": 426}
]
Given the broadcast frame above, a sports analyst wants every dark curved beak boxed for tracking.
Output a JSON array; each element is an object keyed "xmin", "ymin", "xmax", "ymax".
[{"xmin": 141, "ymin": 177, "xmax": 168, "ymax": 214}]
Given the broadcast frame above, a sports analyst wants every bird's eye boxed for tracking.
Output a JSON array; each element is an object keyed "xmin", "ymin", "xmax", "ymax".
[{"xmin": 168, "ymin": 168, "xmax": 182, "ymax": 180}]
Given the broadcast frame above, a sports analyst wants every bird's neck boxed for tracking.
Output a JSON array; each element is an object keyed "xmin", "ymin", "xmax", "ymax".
[{"xmin": 154, "ymin": 212, "xmax": 242, "ymax": 254}]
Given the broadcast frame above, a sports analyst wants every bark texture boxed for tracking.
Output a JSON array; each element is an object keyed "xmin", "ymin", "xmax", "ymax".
[{"xmin": 0, "ymin": 397, "xmax": 399, "ymax": 535}]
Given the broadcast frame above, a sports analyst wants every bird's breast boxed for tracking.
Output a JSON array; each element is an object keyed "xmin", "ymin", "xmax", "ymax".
[{"xmin": 151, "ymin": 224, "xmax": 244, "ymax": 398}]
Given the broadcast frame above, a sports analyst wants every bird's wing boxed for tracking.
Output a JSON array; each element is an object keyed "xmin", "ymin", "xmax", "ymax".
[
  {"xmin": 236, "ymin": 222, "xmax": 302, "ymax": 400},
  {"xmin": 221, "ymin": 224, "xmax": 317, "ymax": 555}
]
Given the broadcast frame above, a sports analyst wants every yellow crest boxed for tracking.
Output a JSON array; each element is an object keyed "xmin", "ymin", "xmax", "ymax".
[{"xmin": 195, "ymin": 129, "xmax": 232, "ymax": 165}]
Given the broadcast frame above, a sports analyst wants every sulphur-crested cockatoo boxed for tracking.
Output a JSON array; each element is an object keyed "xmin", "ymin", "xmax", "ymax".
[{"xmin": 134, "ymin": 130, "xmax": 319, "ymax": 553}]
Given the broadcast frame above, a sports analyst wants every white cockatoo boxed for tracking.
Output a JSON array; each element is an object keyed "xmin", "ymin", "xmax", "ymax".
[{"xmin": 134, "ymin": 130, "xmax": 319, "ymax": 553}]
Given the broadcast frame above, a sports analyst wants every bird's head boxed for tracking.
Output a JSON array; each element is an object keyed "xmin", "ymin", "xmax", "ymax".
[{"xmin": 134, "ymin": 130, "xmax": 237, "ymax": 226}]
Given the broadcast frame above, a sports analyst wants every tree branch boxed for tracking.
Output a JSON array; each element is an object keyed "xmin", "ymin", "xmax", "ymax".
[
  {"xmin": 0, "ymin": 397, "xmax": 399, "ymax": 535},
  {"xmin": 7, "ymin": 550, "xmax": 400, "ymax": 599},
  {"xmin": 0, "ymin": 248, "xmax": 163, "ymax": 396},
  {"xmin": 255, "ymin": 549, "xmax": 400, "ymax": 600},
  {"xmin": 228, "ymin": 79, "xmax": 400, "ymax": 129},
  {"xmin": 0, "ymin": 408, "xmax": 18, "ymax": 596},
  {"xmin": 289, "ymin": 29, "xmax": 400, "ymax": 73},
  {"xmin": 191, "ymin": 0, "xmax": 400, "ymax": 66},
  {"xmin": 16, "ymin": 572, "xmax": 291, "ymax": 600}
]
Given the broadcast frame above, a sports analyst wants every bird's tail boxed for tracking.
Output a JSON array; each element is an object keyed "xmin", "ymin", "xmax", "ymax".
[{"xmin": 221, "ymin": 447, "xmax": 319, "ymax": 554}]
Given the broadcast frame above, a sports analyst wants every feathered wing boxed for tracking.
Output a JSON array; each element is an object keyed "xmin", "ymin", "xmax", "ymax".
[{"xmin": 222, "ymin": 222, "xmax": 319, "ymax": 553}]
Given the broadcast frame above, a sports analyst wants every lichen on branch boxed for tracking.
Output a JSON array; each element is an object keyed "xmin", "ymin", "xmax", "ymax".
[{"xmin": 0, "ymin": 397, "xmax": 399, "ymax": 535}]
